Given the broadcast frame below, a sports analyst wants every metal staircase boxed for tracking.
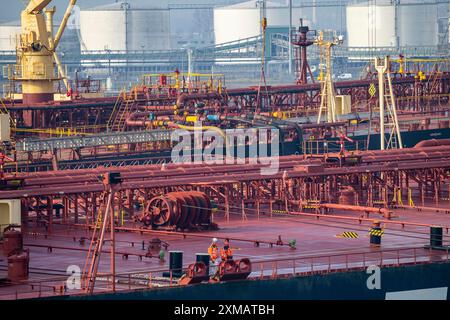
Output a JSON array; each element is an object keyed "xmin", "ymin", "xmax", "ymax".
[{"xmin": 107, "ymin": 89, "xmax": 140, "ymax": 132}]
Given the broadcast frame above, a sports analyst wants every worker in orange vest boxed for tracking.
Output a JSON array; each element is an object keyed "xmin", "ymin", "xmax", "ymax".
[
  {"xmin": 220, "ymin": 238, "xmax": 233, "ymax": 261},
  {"xmin": 208, "ymin": 238, "xmax": 220, "ymax": 264}
]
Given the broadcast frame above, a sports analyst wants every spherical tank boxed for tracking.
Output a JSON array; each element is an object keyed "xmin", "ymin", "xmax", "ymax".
[{"xmin": 214, "ymin": 0, "xmax": 306, "ymax": 45}]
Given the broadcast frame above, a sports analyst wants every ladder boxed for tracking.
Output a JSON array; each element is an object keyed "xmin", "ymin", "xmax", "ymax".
[
  {"xmin": 108, "ymin": 89, "xmax": 141, "ymax": 132},
  {"xmin": 385, "ymin": 70, "xmax": 402, "ymax": 150},
  {"xmin": 112, "ymin": 99, "xmax": 131, "ymax": 132},
  {"xmin": 82, "ymin": 191, "xmax": 113, "ymax": 294},
  {"xmin": 427, "ymin": 65, "xmax": 443, "ymax": 105},
  {"xmin": 107, "ymin": 92, "xmax": 124, "ymax": 131},
  {"xmin": 384, "ymin": 91, "xmax": 398, "ymax": 150}
]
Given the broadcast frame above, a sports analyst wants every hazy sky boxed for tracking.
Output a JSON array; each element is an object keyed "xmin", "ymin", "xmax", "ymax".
[
  {"xmin": 0, "ymin": 0, "xmax": 247, "ymax": 23},
  {"xmin": 0, "ymin": 0, "xmax": 111, "ymax": 23},
  {"xmin": 0, "ymin": 0, "xmax": 352, "ymax": 24}
]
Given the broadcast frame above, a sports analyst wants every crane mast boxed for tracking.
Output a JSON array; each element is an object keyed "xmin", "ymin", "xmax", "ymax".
[
  {"xmin": 315, "ymin": 31, "xmax": 343, "ymax": 124},
  {"xmin": 18, "ymin": 0, "xmax": 77, "ymax": 104}
]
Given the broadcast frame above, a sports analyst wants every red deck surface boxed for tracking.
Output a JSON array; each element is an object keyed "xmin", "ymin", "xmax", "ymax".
[{"xmin": 0, "ymin": 203, "xmax": 449, "ymax": 299}]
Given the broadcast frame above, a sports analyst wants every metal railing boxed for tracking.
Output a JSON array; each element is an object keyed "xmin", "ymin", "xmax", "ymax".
[
  {"xmin": 0, "ymin": 246, "xmax": 448, "ymax": 300},
  {"xmin": 250, "ymin": 246, "xmax": 449, "ymax": 279},
  {"xmin": 302, "ymin": 139, "xmax": 368, "ymax": 155}
]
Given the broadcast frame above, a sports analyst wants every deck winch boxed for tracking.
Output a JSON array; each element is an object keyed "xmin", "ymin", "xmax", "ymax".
[{"xmin": 138, "ymin": 191, "xmax": 216, "ymax": 230}]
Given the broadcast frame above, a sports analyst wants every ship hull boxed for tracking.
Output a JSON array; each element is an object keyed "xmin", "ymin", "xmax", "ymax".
[{"xmin": 52, "ymin": 262, "xmax": 450, "ymax": 300}]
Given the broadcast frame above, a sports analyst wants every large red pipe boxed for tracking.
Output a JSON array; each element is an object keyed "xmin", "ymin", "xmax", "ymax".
[
  {"xmin": 2, "ymin": 158, "xmax": 449, "ymax": 200},
  {"xmin": 321, "ymin": 203, "xmax": 391, "ymax": 215},
  {"xmin": 414, "ymin": 139, "xmax": 450, "ymax": 148}
]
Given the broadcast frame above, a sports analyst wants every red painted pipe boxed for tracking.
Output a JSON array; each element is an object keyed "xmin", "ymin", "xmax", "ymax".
[
  {"xmin": 414, "ymin": 139, "xmax": 450, "ymax": 148},
  {"xmin": 321, "ymin": 203, "xmax": 390, "ymax": 214},
  {"xmin": 1, "ymin": 159, "xmax": 448, "ymax": 199}
]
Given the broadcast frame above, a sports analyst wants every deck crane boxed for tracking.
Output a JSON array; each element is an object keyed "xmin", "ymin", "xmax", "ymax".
[{"xmin": 17, "ymin": 0, "xmax": 77, "ymax": 104}]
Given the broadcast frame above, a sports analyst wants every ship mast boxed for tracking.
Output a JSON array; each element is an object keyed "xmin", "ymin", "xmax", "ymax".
[
  {"xmin": 315, "ymin": 30, "xmax": 343, "ymax": 124},
  {"xmin": 374, "ymin": 56, "xmax": 403, "ymax": 150}
]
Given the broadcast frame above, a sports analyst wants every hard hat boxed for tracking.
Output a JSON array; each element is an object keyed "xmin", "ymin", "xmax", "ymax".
[{"xmin": 212, "ymin": 238, "xmax": 218, "ymax": 243}]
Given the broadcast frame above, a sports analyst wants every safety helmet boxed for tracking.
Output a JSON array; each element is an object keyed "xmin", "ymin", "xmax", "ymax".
[{"xmin": 212, "ymin": 238, "xmax": 218, "ymax": 243}]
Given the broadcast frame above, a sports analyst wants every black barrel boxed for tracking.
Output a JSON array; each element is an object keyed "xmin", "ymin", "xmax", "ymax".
[
  {"xmin": 370, "ymin": 227, "xmax": 382, "ymax": 246},
  {"xmin": 169, "ymin": 251, "xmax": 183, "ymax": 277},
  {"xmin": 430, "ymin": 226, "xmax": 443, "ymax": 248},
  {"xmin": 196, "ymin": 253, "xmax": 211, "ymax": 275}
]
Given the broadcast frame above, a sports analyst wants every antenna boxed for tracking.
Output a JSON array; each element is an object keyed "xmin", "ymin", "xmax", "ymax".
[{"xmin": 256, "ymin": 0, "xmax": 269, "ymax": 114}]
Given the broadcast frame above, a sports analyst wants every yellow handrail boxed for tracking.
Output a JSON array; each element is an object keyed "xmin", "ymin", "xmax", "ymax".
[
  {"xmin": 12, "ymin": 127, "xmax": 95, "ymax": 137},
  {"xmin": 0, "ymin": 96, "xmax": 16, "ymax": 128},
  {"xmin": 107, "ymin": 87, "xmax": 126, "ymax": 130}
]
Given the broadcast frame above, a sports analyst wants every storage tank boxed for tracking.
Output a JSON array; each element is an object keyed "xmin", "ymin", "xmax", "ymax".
[
  {"xmin": 0, "ymin": 19, "xmax": 79, "ymax": 54},
  {"xmin": 448, "ymin": 2, "xmax": 450, "ymax": 45},
  {"xmin": 397, "ymin": 2, "xmax": 438, "ymax": 47},
  {"xmin": 0, "ymin": 21, "xmax": 20, "ymax": 52},
  {"xmin": 214, "ymin": 0, "xmax": 306, "ymax": 44},
  {"xmin": 80, "ymin": 2, "xmax": 171, "ymax": 51},
  {"xmin": 170, "ymin": 7, "xmax": 215, "ymax": 48},
  {"xmin": 346, "ymin": 0, "xmax": 438, "ymax": 48},
  {"xmin": 168, "ymin": 0, "xmax": 247, "ymax": 48},
  {"xmin": 292, "ymin": 0, "xmax": 349, "ymax": 34}
]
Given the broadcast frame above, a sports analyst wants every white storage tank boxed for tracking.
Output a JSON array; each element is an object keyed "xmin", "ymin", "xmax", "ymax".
[
  {"xmin": 168, "ymin": 0, "xmax": 237, "ymax": 48},
  {"xmin": 214, "ymin": 0, "xmax": 306, "ymax": 44},
  {"xmin": 0, "ymin": 19, "xmax": 78, "ymax": 53},
  {"xmin": 80, "ymin": 5, "xmax": 125, "ymax": 51},
  {"xmin": 170, "ymin": 7, "xmax": 215, "ymax": 48},
  {"xmin": 398, "ymin": 3, "xmax": 438, "ymax": 47},
  {"xmin": 448, "ymin": 2, "xmax": 450, "ymax": 45},
  {"xmin": 292, "ymin": 0, "xmax": 349, "ymax": 34},
  {"xmin": 80, "ymin": 2, "xmax": 171, "ymax": 52},
  {"xmin": 346, "ymin": 0, "xmax": 438, "ymax": 48},
  {"xmin": 127, "ymin": 9, "xmax": 170, "ymax": 51},
  {"xmin": 0, "ymin": 21, "xmax": 21, "ymax": 52}
]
